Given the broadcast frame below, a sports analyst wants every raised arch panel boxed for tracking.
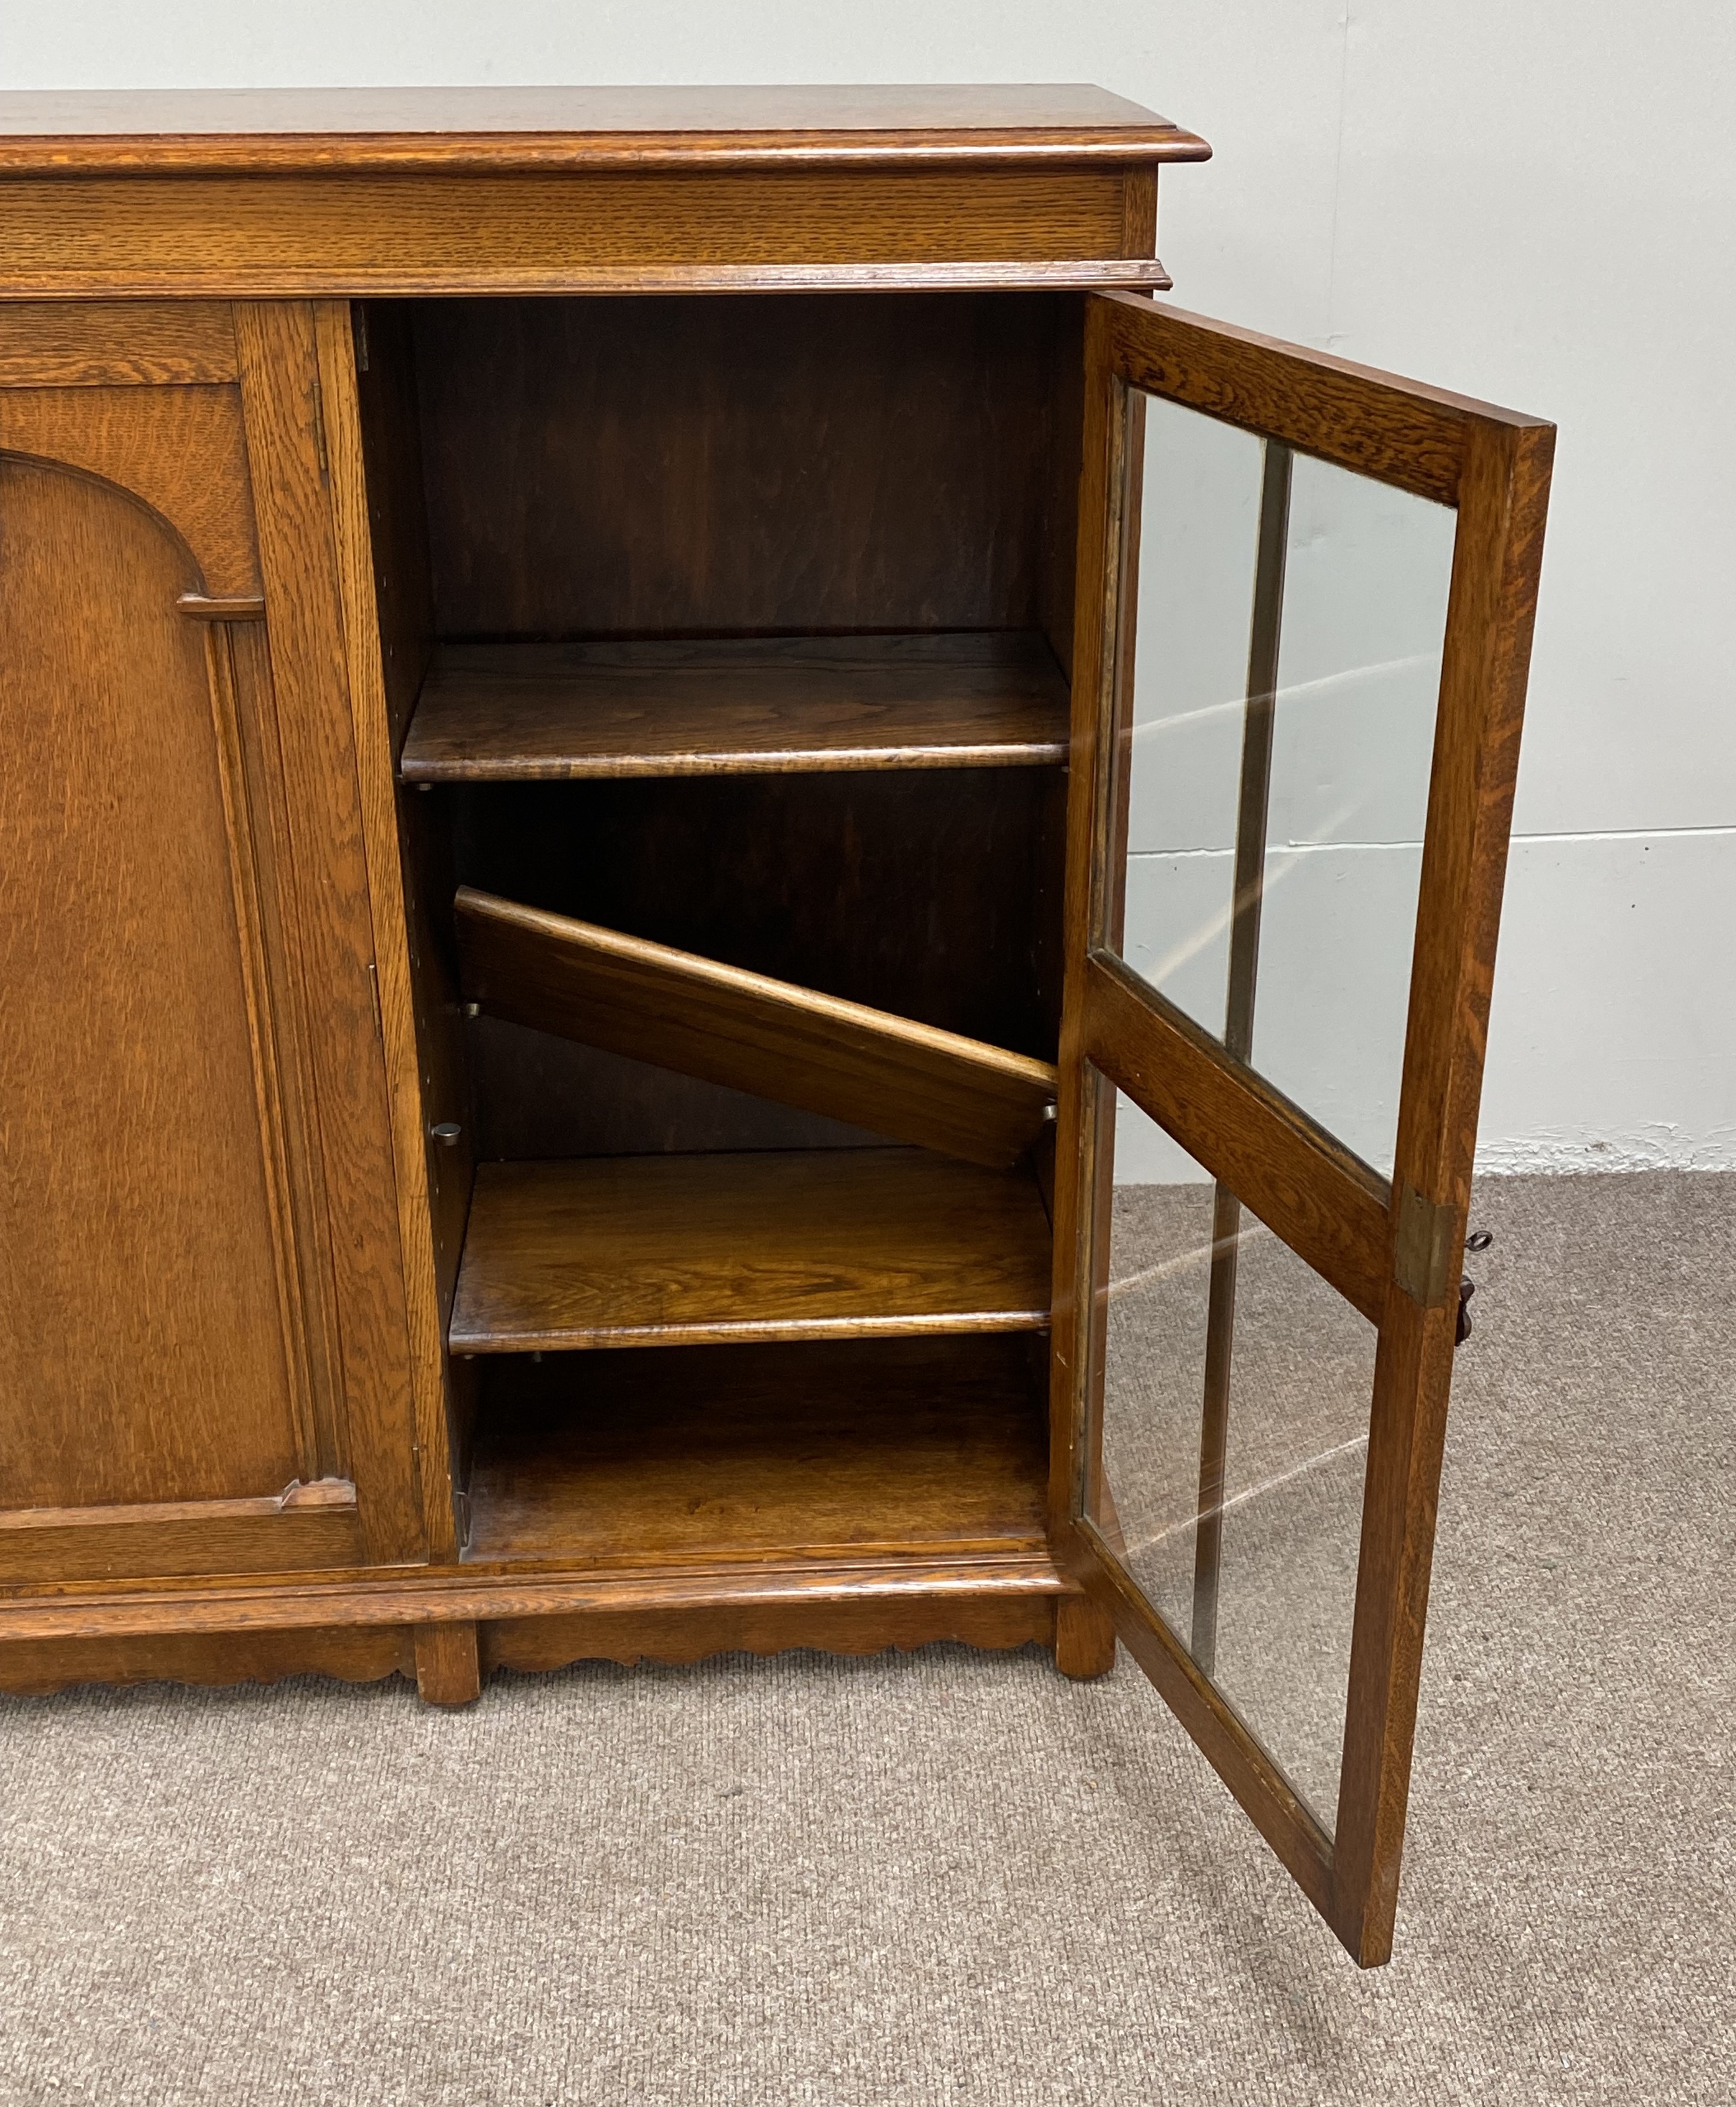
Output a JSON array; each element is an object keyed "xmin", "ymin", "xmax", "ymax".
[{"xmin": 0, "ymin": 453, "xmax": 305, "ymax": 1509}]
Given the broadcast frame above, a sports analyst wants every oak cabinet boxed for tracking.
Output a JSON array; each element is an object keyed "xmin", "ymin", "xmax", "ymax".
[{"xmin": 0, "ymin": 88, "xmax": 1551, "ymax": 1965}]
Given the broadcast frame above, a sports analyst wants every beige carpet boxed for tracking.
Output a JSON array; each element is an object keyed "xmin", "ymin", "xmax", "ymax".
[{"xmin": 2, "ymin": 1172, "xmax": 1732, "ymax": 2105}]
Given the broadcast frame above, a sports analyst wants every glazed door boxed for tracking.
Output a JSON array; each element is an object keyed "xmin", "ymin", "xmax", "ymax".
[
  {"xmin": 1051, "ymin": 295, "xmax": 1552, "ymax": 1965},
  {"xmin": 0, "ymin": 302, "xmax": 425, "ymax": 1584}
]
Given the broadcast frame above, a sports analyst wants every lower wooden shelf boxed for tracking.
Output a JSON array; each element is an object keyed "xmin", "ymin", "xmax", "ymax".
[
  {"xmin": 463, "ymin": 1335, "xmax": 1047, "ymax": 1565},
  {"xmin": 448, "ymin": 1145, "xmax": 1053, "ymax": 1352}
]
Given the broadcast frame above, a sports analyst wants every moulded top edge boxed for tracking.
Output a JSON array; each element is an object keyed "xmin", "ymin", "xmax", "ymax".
[{"xmin": 0, "ymin": 84, "xmax": 1212, "ymax": 174}]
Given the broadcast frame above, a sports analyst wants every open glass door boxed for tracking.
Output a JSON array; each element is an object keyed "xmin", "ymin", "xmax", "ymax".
[{"xmin": 1050, "ymin": 295, "xmax": 1553, "ymax": 1965}]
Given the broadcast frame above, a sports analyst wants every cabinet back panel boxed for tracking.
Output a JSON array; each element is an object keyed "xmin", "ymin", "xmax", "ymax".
[
  {"xmin": 469, "ymin": 1019, "xmax": 887, "ymax": 1161},
  {"xmin": 453, "ymin": 768, "xmax": 1064, "ymax": 1064},
  {"xmin": 0, "ymin": 458, "xmax": 304, "ymax": 1507},
  {"xmin": 414, "ymin": 292, "xmax": 1070, "ymax": 639}
]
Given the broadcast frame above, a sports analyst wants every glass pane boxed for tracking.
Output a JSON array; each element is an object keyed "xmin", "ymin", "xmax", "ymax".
[
  {"xmin": 1112, "ymin": 392, "xmax": 1458, "ymax": 1175},
  {"xmin": 1096, "ymin": 1081, "xmax": 1378, "ymax": 1832}
]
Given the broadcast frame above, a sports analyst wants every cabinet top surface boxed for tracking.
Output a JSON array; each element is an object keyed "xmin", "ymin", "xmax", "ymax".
[{"xmin": 0, "ymin": 84, "xmax": 1209, "ymax": 174}]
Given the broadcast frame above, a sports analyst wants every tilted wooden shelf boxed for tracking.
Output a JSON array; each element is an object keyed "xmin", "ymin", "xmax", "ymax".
[
  {"xmin": 398, "ymin": 630, "xmax": 1071, "ymax": 781},
  {"xmin": 465, "ymin": 1336, "xmax": 1047, "ymax": 1564},
  {"xmin": 448, "ymin": 1147, "xmax": 1054, "ymax": 1353},
  {"xmin": 455, "ymin": 888, "xmax": 1058, "ymax": 1169}
]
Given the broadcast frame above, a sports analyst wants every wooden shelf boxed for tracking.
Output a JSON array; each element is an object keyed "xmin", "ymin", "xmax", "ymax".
[
  {"xmin": 465, "ymin": 1335, "xmax": 1047, "ymax": 1564},
  {"xmin": 398, "ymin": 631, "xmax": 1070, "ymax": 782},
  {"xmin": 455, "ymin": 888, "xmax": 1057, "ymax": 1170},
  {"xmin": 448, "ymin": 1146, "xmax": 1053, "ymax": 1353}
]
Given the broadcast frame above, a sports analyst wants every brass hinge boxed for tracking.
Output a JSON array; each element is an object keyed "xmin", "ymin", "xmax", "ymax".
[{"xmin": 1393, "ymin": 1185, "xmax": 1458, "ymax": 1308}]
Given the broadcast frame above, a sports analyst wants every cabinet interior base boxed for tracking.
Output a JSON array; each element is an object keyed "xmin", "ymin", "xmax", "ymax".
[{"xmin": 462, "ymin": 1333, "xmax": 1049, "ymax": 1565}]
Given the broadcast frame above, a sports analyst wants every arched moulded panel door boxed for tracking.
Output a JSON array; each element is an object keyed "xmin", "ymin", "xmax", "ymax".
[
  {"xmin": 0, "ymin": 327, "xmax": 426, "ymax": 1584},
  {"xmin": 0, "ymin": 456, "xmax": 309, "ymax": 1510}
]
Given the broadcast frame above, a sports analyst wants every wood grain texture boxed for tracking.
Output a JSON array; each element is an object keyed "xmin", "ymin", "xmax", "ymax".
[
  {"xmin": 1037, "ymin": 297, "xmax": 1087, "ymax": 678},
  {"xmin": 1096, "ymin": 294, "xmax": 1547, "ymax": 508},
  {"xmin": 186, "ymin": 618, "xmax": 330, "ymax": 1495},
  {"xmin": 1053, "ymin": 1593, "xmax": 1117, "ymax": 1678},
  {"xmin": 0, "ymin": 1497, "xmax": 365, "ymax": 1585},
  {"xmin": 0, "ymin": 171, "xmax": 1161, "ymax": 299},
  {"xmin": 416, "ymin": 293, "xmax": 1082, "ymax": 642},
  {"xmin": 0, "ymin": 454, "xmax": 311, "ymax": 1512},
  {"xmin": 1048, "ymin": 301, "xmax": 1131, "ymax": 1542},
  {"xmin": 0, "ymin": 84, "xmax": 1209, "ymax": 171},
  {"xmin": 465, "ymin": 1337, "xmax": 1045, "ymax": 1562},
  {"xmin": 347, "ymin": 302, "xmax": 480, "ymax": 1496},
  {"xmin": 349, "ymin": 303, "xmax": 436, "ymax": 755},
  {"xmin": 449, "ymin": 1149, "xmax": 1053, "ymax": 1353},
  {"xmin": 480, "ymin": 1593, "xmax": 1058, "ymax": 1678},
  {"xmin": 1120, "ymin": 167, "xmax": 1158, "ymax": 255},
  {"xmin": 400, "ymin": 632, "xmax": 1070, "ymax": 782},
  {"xmin": 1084, "ymin": 952, "xmax": 1391, "ymax": 1323},
  {"xmin": 453, "ymin": 889, "xmax": 1057, "ymax": 1171},
  {"xmin": 0, "ymin": 382, "xmax": 259, "ymax": 595},
  {"xmin": 218, "ymin": 616, "xmax": 352, "ymax": 1494},
  {"xmin": 1331, "ymin": 415, "xmax": 1555, "ymax": 1968},
  {"xmin": 0, "ymin": 1621, "xmax": 413, "ymax": 1696},
  {"xmin": 314, "ymin": 299, "xmax": 462, "ymax": 1562},
  {"xmin": 0, "ymin": 1546, "xmax": 1069, "ymax": 1645},
  {"xmin": 0, "ymin": 299, "xmax": 236, "ymax": 385},
  {"xmin": 0, "ymin": 1479, "xmax": 354, "ymax": 1530},
  {"xmin": 235, "ymin": 302, "xmax": 426, "ymax": 1566},
  {"xmin": 413, "ymin": 1618, "xmax": 481, "ymax": 1704}
]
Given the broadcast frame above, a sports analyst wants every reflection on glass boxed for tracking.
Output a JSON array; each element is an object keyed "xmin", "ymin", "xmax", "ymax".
[
  {"xmin": 1114, "ymin": 393, "xmax": 1458, "ymax": 1175},
  {"xmin": 1097, "ymin": 1084, "xmax": 1377, "ymax": 1831}
]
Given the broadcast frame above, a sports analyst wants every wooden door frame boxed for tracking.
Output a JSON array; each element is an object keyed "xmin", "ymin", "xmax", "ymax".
[{"xmin": 1047, "ymin": 293, "xmax": 1554, "ymax": 1964}]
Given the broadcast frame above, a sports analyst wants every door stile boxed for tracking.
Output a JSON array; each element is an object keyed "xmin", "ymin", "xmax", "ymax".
[
  {"xmin": 1046, "ymin": 298, "xmax": 1136, "ymax": 1546},
  {"xmin": 195, "ymin": 613, "xmax": 327, "ymax": 1489},
  {"xmin": 1331, "ymin": 414, "xmax": 1555, "ymax": 1963},
  {"xmin": 1050, "ymin": 315, "xmax": 1340, "ymax": 1916}
]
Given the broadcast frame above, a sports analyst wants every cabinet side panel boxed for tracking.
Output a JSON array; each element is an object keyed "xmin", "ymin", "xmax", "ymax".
[
  {"xmin": 0, "ymin": 457, "xmax": 305, "ymax": 1506},
  {"xmin": 323, "ymin": 299, "xmax": 469, "ymax": 1550}
]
